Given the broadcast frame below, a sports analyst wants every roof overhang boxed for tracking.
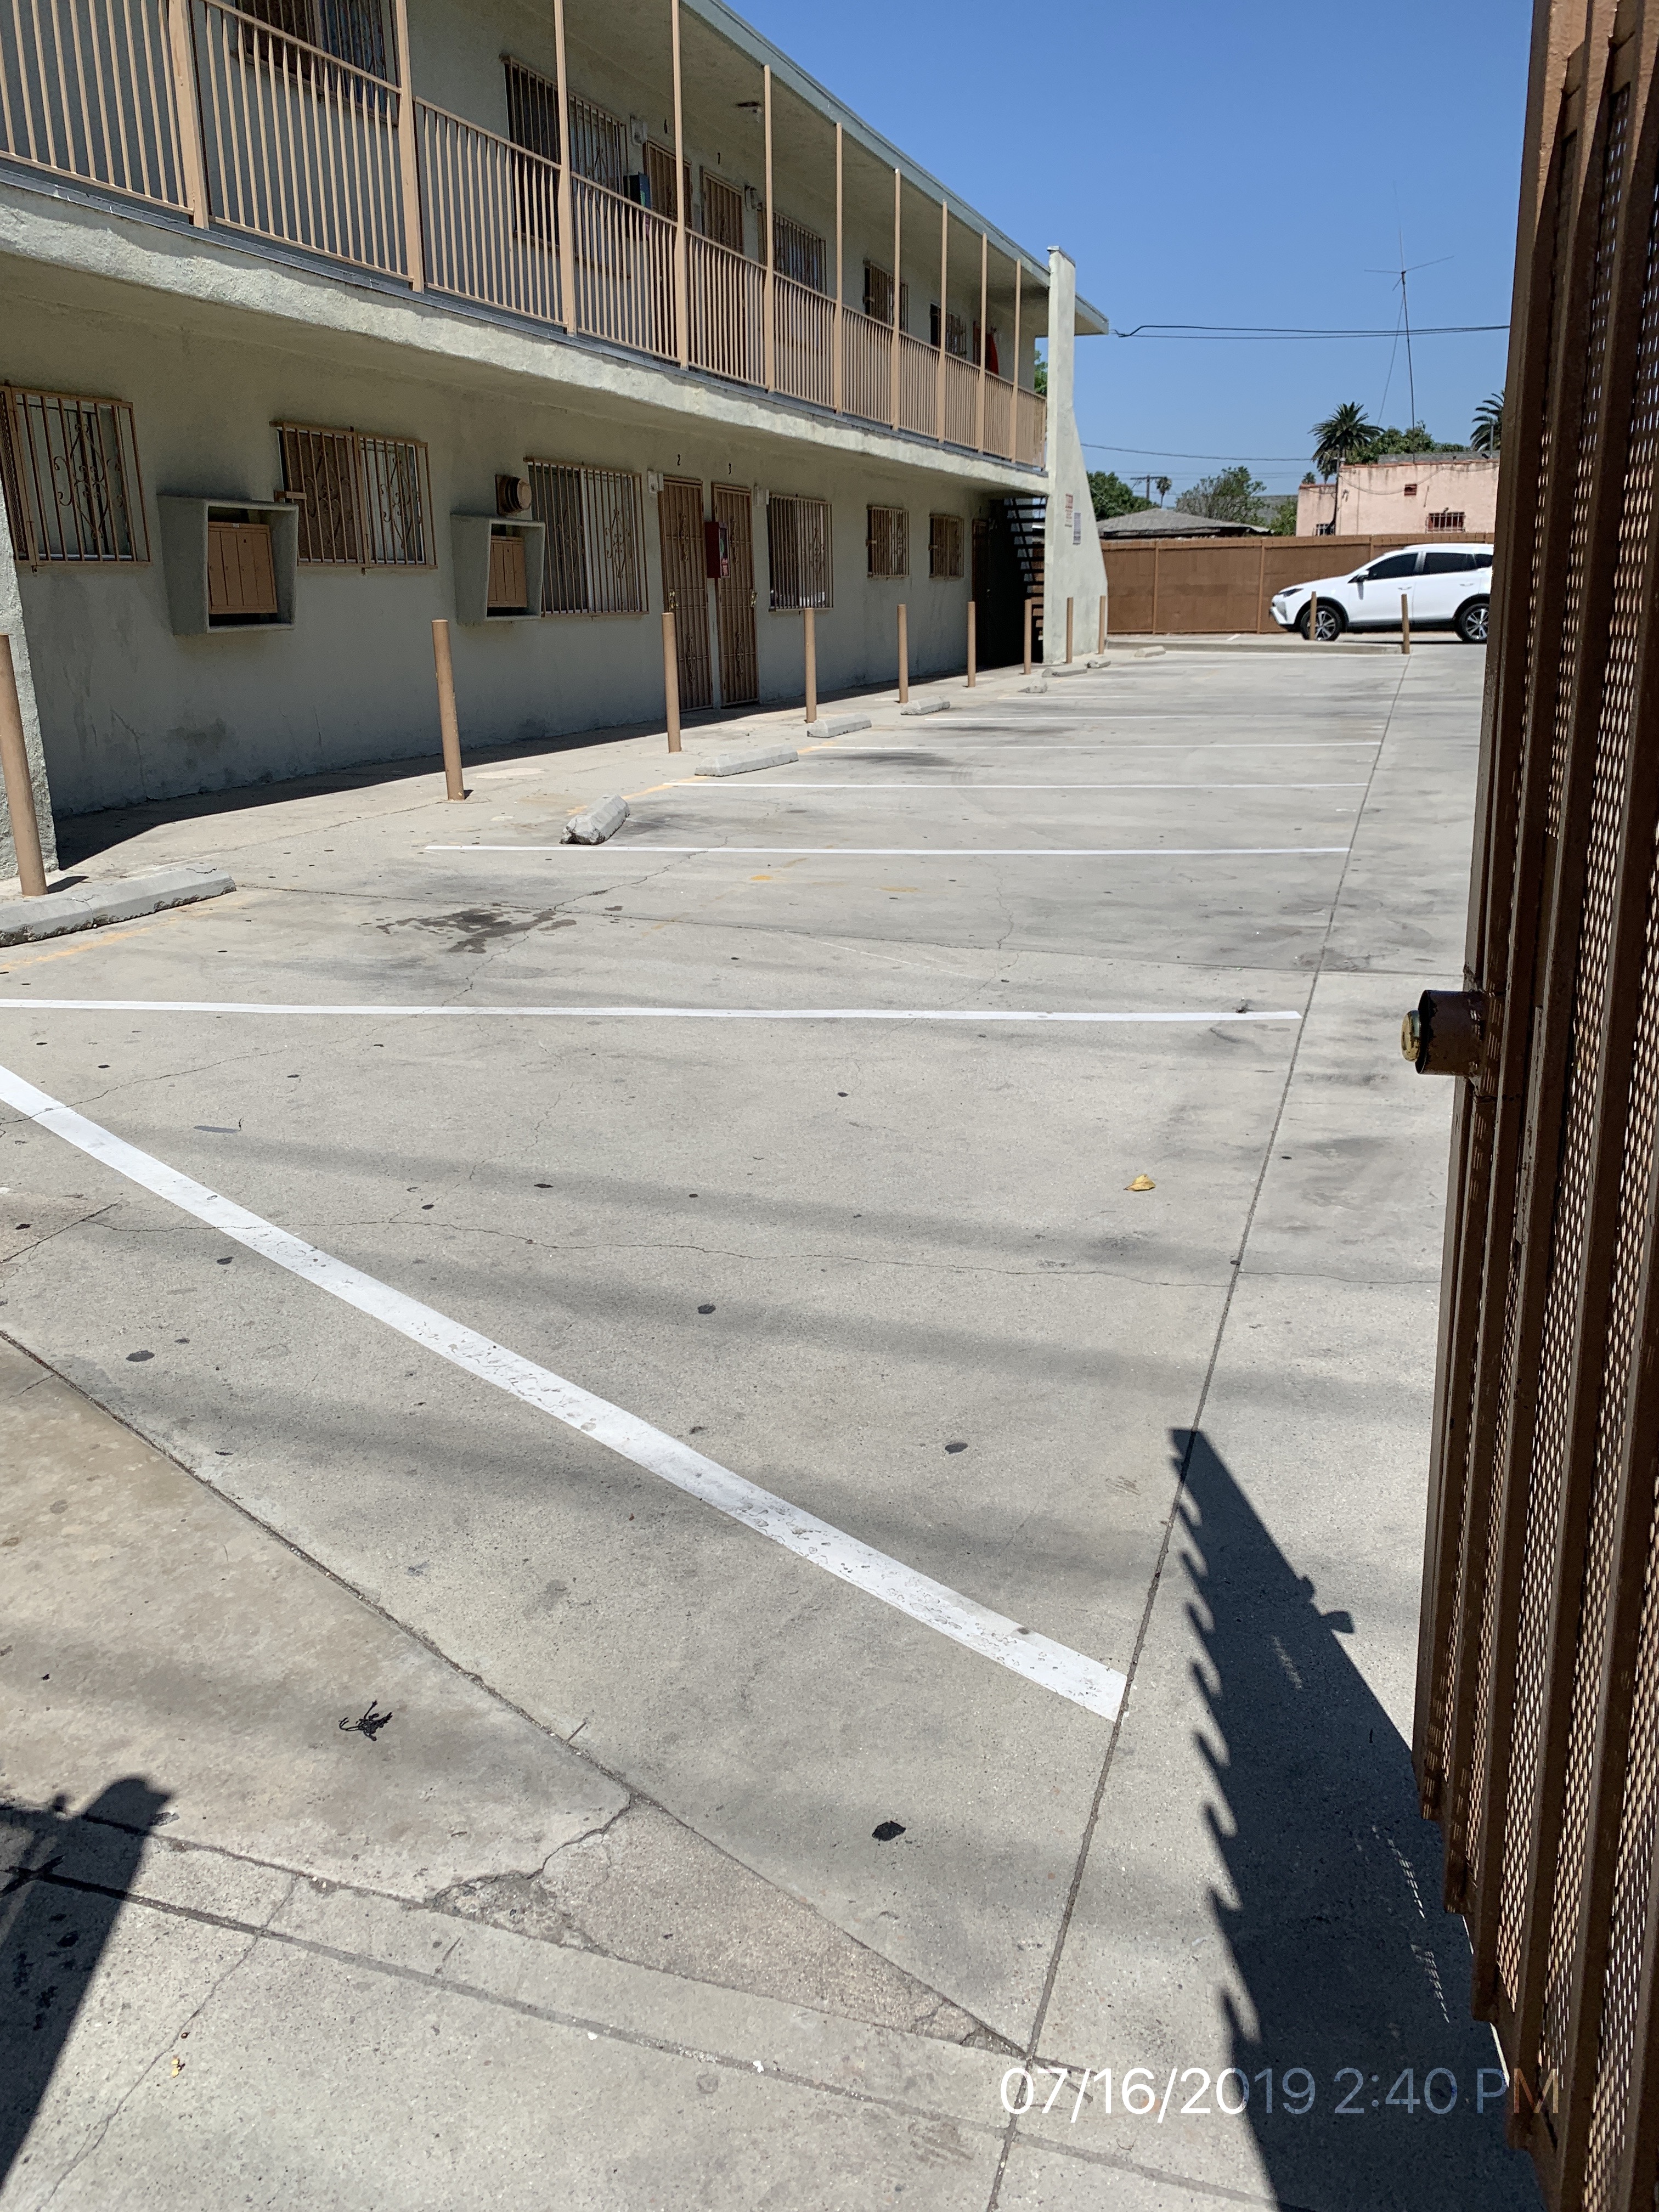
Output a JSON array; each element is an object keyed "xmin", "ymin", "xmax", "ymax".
[{"xmin": 686, "ymin": 0, "xmax": 1107, "ymax": 334}]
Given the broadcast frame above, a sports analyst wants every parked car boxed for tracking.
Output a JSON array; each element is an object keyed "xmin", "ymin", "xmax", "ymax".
[{"xmin": 1269, "ymin": 544, "xmax": 1494, "ymax": 643}]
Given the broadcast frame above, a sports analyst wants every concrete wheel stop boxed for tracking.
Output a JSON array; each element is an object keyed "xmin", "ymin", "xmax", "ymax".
[
  {"xmin": 563, "ymin": 795, "xmax": 629, "ymax": 843},
  {"xmin": 0, "ymin": 862, "xmax": 235, "ymax": 947},
  {"xmin": 898, "ymin": 695, "xmax": 951, "ymax": 717},
  {"xmin": 694, "ymin": 744, "xmax": 800, "ymax": 777},
  {"xmin": 803, "ymin": 714, "xmax": 872, "ymax": 738}
]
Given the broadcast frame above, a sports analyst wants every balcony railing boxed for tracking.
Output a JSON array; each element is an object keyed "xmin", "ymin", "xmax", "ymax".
[
  {"xmin": 0, "ymin": 0, "xmax": 185, "ymax": 207},
  {"xmin": 193, "ymin": 0, "xmax": 407, "ymax": 276},
  {"xmin": 689, "ymin": 232, "xmax": 765, "ymax": 386},
  {"xmin": 419, "ymin": 100, "xmax": 561, "ymax": 325},
  {"xmin": 0, "ymin": 4, "xmax": 1047, "ymax": 465}
]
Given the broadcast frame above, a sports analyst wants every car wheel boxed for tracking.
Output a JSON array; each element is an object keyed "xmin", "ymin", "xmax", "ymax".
[
  {"xmin": 1304, "ymin": 603, "xmax": 1345, "ymax": 642},
  {"xmin": 1455, "ymin": 597, "xmax": 1490, "ymax": 644}
]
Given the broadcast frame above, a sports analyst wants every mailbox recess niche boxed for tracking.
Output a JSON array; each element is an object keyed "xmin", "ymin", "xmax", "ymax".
[
  {"xmin": 159, "ymin": 496, "xmax": 298, "ymax": 636},
  {"xmin": 451, "ymin": 515, "xmax": 545, "ymax": 624}
]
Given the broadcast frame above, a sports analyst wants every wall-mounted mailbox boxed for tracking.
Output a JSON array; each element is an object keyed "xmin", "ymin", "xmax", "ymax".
[
  {"xmin": 452, "ymin": 514, "xmax": 545, "ymax": 623},
  {"xmin": 160, "ymin": 496, "xmax": 297, "ymax": 636}
]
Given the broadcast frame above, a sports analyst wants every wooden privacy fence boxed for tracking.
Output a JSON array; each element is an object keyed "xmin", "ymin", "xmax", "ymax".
[
  {"xmin": 0, "ymin": 0, "xmax": 1048, "ymax": 466},
  {"xmin": 1099, "ymin": 532, "xmax": 1429, "ymax": 635},
  {"xmin": 1413, "ymin": 3, "xmax": 1659, "ymax": 2208}
]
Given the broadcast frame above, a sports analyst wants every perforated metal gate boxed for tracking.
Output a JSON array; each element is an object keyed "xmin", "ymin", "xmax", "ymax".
[{"xmin": 1413, "ymin": 5, "xmax": 1659, "ymax": 2208}]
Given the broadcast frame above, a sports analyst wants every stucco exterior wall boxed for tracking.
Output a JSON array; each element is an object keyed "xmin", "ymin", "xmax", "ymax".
[
  {"xmin": 1040, "ymin": 250, "xmax": 1105, "ymax": 663},
  {"xmin": 1296, "ymin": 456, "xmax": 1499, "ymax": 538},
  {"xmin": 3, "ymin": 255, "xmax": 986, "ymax": 817}
]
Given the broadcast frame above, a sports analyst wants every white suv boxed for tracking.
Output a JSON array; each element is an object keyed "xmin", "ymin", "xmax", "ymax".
[{"xmin": 1269, "ymin": 544, "xmax": 1494, "ymax": 643}]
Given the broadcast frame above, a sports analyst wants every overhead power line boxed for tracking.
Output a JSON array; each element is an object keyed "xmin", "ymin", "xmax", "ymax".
[
  {"xmin": 1084, "ymin": 442, "xmax": 1316, "ymax": 464},
  {"xmin": 1112, "ymin": 321, "xmax": 1508, "ymax": 340}
]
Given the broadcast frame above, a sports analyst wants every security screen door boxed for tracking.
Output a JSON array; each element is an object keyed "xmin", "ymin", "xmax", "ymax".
[
  {"xmin": 713, "ymin": 484, "xmax": 758, "ymax": 707},
  {"xmin": 658, "ymin": 477, "xmax": 712, "ymax": 713}
]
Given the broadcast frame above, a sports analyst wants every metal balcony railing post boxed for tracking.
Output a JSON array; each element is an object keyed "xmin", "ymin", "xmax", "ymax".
[
  {"xmin": 165, "ymin": 0, "xmax": 209, "ymax": 226},
  {"xmin": 391, "ymin": 0, "xmax": 422, "ymax": 287}
]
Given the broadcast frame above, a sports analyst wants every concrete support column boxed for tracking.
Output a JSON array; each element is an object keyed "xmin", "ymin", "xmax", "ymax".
[{"xmin": 1041, "ymin": 246, "xmax": 1104, "ymax": 665}]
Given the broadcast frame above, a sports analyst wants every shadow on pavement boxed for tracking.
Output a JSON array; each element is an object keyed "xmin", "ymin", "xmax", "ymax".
[
  {"xmin": 1, "ymin": 1778, "xmax": 170, "ymax": 2187},
  {"xmin": 1172, "ymin": 1429, "xmax": 1538, "ymax": 2211}
]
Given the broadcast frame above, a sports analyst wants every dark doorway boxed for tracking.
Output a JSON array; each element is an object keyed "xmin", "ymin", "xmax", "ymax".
[
  {"xmin": 713, "ymin": 484, "xmax": 758, "ymax": 707},
  {"xmin": 657, "ymin": 476, "xmax": 712, "ymax": 712}
]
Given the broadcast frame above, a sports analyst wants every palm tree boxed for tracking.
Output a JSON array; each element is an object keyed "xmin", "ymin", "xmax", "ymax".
[
  {"xmin": 1155, "ymin": 475, "xmax": 1171, "ymax": 504},
  {"xmin": 1471, "ymin": 388, "xmax": 1504, "ymax": 456},
  {"xmin": 1309, "ymin": 402, "xmax": 1377, "ymax": 535},
  {"xmin": 1311, "ymin": 402, "xmax": 1378, "ymax": 475}
]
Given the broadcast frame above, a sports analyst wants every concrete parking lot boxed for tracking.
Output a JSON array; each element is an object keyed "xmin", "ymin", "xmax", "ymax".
[{"xmin": 0, "ymin": 644, "xmax": 1538, "ymax": 2210}]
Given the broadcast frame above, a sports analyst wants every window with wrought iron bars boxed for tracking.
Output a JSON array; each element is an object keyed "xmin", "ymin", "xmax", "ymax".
[
  {"xmin": 504, "ymin": 57, "xmax": 561, "ymax": 163},
  {"xmin": 276, "ymin": 423, "xmax": 433, "ymax": 567},
  {"xmin": 768, "ymin": 494, "xmax": 832, "ymax": 610},
  {"xmin": 1426, "ymin": 510, "xmax": 1467, "ymax": 532},
  {"xmin": 243, "ymin": 0, "xmax": 390, "ymax": 77},
  {"xmin": 526, "ymin": 460, "xmax": 647, "ymax": 614},
  {"xmin": 866, "ymin": 504, "xmax": 908, "ymax": 580},
  {"xmin": 773, "ymin": 213, "xmax": 825, "ymax": 292},
  {"xmin": 0, "ymin": 384, "xmax": 149, "ymax": 565},
  {"xmin": 703, "ymin": 172, "xmax": 744, "ymax": 253},
  {"xmin": 862, "ymin": 262, "xmax": 909, "ymax": 331},
  {"xmin": 928, "ymin": 514, "xmax": 963, "ymax": 580},
  {"xmin": 929, "ymin": 307, "xmax": 969, "ymax": 358}
]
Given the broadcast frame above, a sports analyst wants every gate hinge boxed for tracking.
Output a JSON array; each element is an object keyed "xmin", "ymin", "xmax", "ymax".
[{"xmin": 1401, "ymin": 989, "xmax": 1488, "ymax": 1079}]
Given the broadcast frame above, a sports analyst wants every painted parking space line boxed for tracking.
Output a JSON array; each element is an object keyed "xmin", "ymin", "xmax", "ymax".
[
  {"xmin": 425, "ymin": 843, "xmax": 1353, "ymax": 858},
  {"xmin": 814, "ymin": 743, "xmax": 1382, "ymax": 755},
  {"xmin": 0, "ymin": 1059, "xmax": 1127, "ymax": 1720},
  {"xmin": 0, "ymin": 1000, "xmax": 1304, "ymax": 1025},
  {"xmin": 660, "ymin": 780, "xmax": 1369, "ymax": 792}
]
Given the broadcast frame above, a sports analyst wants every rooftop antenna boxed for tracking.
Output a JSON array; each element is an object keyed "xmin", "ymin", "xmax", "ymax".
[{"xmin": 1368, "ymin": 232, "xmax": 1452, "ymax": 432}]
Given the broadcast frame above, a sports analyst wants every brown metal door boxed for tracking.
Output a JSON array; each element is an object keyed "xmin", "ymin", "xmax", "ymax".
[
  {"xmin": 658, "ymin": 477, "xmax": 712, "ymax": 713},
  {"xmin": 1413, "ymin": 7, "xmax": 1659, "ymax": 2207},
  {"xmin": 713, "ymin": 483, "xmax": 757, "ymax": 707}
]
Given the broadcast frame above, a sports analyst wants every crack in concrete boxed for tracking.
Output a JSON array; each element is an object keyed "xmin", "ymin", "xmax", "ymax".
[{"xmin": 36, "ymin": 1870, "xmax": 298, "ymax": 2205}]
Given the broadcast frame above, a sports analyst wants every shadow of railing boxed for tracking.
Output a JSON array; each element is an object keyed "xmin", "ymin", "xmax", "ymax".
[
  {"xmin": 1, "ymin": 1778, "xmax": 170, "ymax": 2186},
  {"xmin": 1172, "ymin": 1430, "xmax": 1538, "ymax": 2210}
]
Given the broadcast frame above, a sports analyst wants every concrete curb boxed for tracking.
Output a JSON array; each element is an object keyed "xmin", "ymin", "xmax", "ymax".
[
  {"xmin": 0, "ymin": 862, "xmax": 234, "ymax": 946},
  {"xmin": 694, "ymin": 744, "xmax": 800, "ymax": 777},
  {"xmin": 563, "ymin": 794, "xmax": 629, "ymax": 844},
  {"xmin": 898, "ymin": 696, "xmax": 950, "ymax": 718},
  {"xmin": 803, "ymin": 714, "xmax": 872, "ymax": 738}
]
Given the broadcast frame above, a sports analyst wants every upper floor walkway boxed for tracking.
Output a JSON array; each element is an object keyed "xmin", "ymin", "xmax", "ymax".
[{"xmin": 0, "ymin": 0, "xmax": 1102, "ymax": 470}]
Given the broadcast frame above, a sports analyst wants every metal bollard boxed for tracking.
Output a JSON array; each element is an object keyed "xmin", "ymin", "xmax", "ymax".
[
  {"xmin": 967, "ymin": 600, "xmax": 977, "ymax": 689},
  {"xmin": 804, "ymin": 605, "xmax": 817, "ymax": 725},
  {"xmin": 662, "ymin": 609, "xmax": 681, "ymax": 753},
  {"xmin": 1097, "ymin": 596, "xmax": 1107, "ymax": 654},
  {"xmin": 0, "ymin": 633, "xmax": 47, "ymax": 895},
  {"xmin": 430, "ymin": 619, "xmax": 466, "ymax": 802},
  {"xmin": 1023, "ymin": 597, "xmax": 1034, "ymax": 675},
  {"xmin": 1065, "ymin": 595, "xmax": 1074, "ymax": 664},
  {"xmin": 897, "ymin": 602, "xmax": 909, "ymax": 704},
  {"xmin": 1401, "ymin": 592, "xmax": 1412, "ymax": 654}
]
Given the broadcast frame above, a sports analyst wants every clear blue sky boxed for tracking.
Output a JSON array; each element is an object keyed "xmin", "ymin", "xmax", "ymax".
[{"xmin": 735, "ymin": 0, "xmax": 1530, "ymax": 497}]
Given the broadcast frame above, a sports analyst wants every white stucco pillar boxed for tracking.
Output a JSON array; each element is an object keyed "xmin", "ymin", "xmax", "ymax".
[
  {"xmin": 1041, "ymin": 246, "xmax": 1105, "ymax": 663},
  {"xmin": 0, "ymin": 486, "xmax": 57, "ymax": 881}
]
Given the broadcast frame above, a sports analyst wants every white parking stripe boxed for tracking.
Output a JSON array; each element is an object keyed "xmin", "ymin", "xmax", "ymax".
[
  {"xmin": 426, "ymin": 844, "xmax": 1352, "ymax": 858},
  {"xmin": 661, "ymin": 781, "xmax": 1368, "ymax": 792},
  {"xmin": 0, "ymin": 1000, "xmax": 1304, "ymax": 1024},
  {"xmin": 0, "ymin": 1060, "xmax": 1128, "ymax": 1720}
]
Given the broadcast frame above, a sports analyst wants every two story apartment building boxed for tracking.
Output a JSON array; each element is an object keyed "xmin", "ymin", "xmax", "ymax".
[{"xmin": 0, "ymin": 0, "xmax": 1106, "ymax": 848}]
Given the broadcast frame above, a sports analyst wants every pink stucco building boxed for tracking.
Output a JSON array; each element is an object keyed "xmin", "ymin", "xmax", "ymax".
[{"xmin": 1296, "ymin": 454, "xmax": 1500, "ymax": 538}]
